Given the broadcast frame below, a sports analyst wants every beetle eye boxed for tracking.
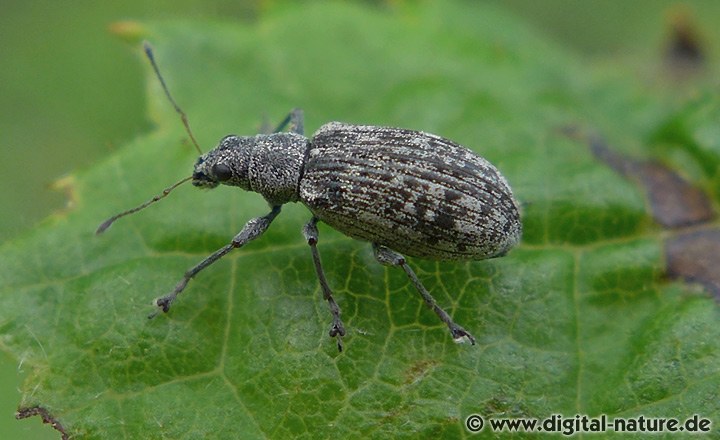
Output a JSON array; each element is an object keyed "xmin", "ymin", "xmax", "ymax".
[{"xmin": 212, "ymin": 163, "xmax": 233, "ymax": 181}]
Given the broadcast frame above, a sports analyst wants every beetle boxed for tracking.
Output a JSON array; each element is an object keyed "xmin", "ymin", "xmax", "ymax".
[{"xmin": 97, "ymin": 42, "xmax": 522, "ymax": 351}]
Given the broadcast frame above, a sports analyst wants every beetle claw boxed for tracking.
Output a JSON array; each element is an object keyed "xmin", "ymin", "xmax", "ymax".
[{"xmin": 451, "ymin": 325, "xmax": 476, "ymax": 345}]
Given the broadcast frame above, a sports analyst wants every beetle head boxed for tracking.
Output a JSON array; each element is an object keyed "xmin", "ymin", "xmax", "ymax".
[{"xmin": 192, "ymin": 135, "xmax": 252, "ymax": 190}]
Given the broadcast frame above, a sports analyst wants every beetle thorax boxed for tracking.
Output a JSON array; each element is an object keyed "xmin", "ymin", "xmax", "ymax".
[{"xmin": 192, "ymin": 133, "xmax": 309, "ymax": 205}]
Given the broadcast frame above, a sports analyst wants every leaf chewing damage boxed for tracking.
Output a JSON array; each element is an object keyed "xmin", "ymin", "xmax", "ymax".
[
  {"xmin": 568, "ymin": 130, "xmax": 719, "ymax": 301},
  {"xmin": 16, "ymin": 405, "xmax": 69, "ymax": 440},
  {"xmin": 666, "ymin": 230, "xmax": 720, "ymax": 300},
  {"xmin": 586, "ymin": 133, "xmax": 714, "ymax": 228}
]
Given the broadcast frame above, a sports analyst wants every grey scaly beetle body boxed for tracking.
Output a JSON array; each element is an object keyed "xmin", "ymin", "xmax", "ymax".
[
  {"xmin": 100, "ymin": 43, "xmax": 522, "ymax": 352},
  {"xmin": 189, "ymin": 111, "xmax": 522, "ymax": 350},
  {"xmin": 303, "ymin": 122, "xmax": 521, "ymax": 260},
  {"xmin": 196, "ymin": 122, "xmax": 521, "ymax": 261}
]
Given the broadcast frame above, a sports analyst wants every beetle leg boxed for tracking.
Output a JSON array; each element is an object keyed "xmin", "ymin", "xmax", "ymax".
[
  {"xmin": 303, "ymin": 217, "xmax": 346, "ymax": 352},
  {"xmin": 272, "ymin": 108, "xmax": 305, "ymax": 135},
  {"xmin": 372, "ymin": 244, "xmax": 476, "ymax": 345},
  {"xmin": 149, "ymin": 205, "xmax": 282, "ymax": 318}
]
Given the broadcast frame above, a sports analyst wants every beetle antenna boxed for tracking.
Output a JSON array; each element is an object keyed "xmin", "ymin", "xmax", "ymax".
[
  {"xmin": 96, "ymin": 175, "xmax": 193, "ymax": 234},
  {"xmin": 143, "ymin": 41, "xmax": 203, "ymax": 155}
]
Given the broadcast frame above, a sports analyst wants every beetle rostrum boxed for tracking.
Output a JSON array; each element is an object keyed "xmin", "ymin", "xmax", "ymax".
[{"xmin": 97, "ymin": 42, "xmax": 522, "ymax": 352}]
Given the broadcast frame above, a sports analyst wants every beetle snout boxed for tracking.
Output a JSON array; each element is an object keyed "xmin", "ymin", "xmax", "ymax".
[{"xmin": 192, "ymin": 170, "xmax": 219, "ymax": 188}]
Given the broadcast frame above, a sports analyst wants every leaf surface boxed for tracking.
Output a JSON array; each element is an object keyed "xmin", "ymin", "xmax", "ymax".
[{"xmin": 1, "ymin": 2, "xmax": 718, "ymax": 438}]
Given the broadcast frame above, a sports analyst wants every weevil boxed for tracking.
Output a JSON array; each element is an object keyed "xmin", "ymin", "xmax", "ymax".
[{"xmin": 97, "ymin": 42, "xmax": 522, "ymax": 351}]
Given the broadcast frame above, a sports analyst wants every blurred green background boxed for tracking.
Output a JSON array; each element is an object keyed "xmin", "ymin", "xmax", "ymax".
[{"xmin": 2, "ymin": 1, "xmax": 718, "ymax": 438}]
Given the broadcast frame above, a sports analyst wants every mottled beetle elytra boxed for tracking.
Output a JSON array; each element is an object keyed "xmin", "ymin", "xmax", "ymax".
[{"xmin": 97, "ymin": 42, "xmax": 522, "ymax": 351}]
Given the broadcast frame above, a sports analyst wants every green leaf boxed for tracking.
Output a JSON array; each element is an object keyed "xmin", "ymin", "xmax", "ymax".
[{"xmin": 2, "ymin": 2, "xmax": 719, "ymax": 438}]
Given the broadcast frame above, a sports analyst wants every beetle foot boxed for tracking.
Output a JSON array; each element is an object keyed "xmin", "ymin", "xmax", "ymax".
[
  {"xmin": 148, "ymin": 295, "xmax": 175, "ymax": 319},
  {"xmin": 449, "ymin": 324, "xmax": 476, "ymax": 345},
  {"xmin": 329, "ymin": 318, "xmax": 346, "ymax": 352}
]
